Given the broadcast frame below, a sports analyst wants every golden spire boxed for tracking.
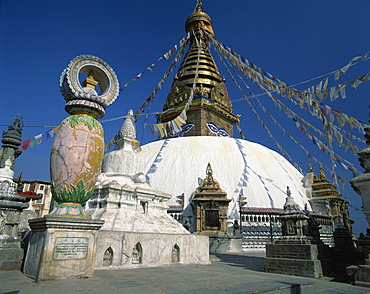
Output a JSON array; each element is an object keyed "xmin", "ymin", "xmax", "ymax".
[{"xmin": 159, "ymin": 1, "xmax": 239, "ymax": 137}]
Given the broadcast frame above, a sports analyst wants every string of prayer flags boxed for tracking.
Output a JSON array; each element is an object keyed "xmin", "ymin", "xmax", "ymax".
[
  {"xmin": 19, "ymin": 126, "xmax": 59, "ymax": 151},
  {"xmin": 335, "ymin": 51, "xmax": 370, "ymax": 81},
  {"xmin": 251, "ymin": 78, "xmax": 346, "ymax": 176},
  {"xmin": 129, "ymin": 34, "xmax": 199, "ymax": 141},
  {"xmin": 212, "ymin": 44, "xmax": 303, "ymax": 172},
  {"xmin": 207, "ymin": 29, "xmax": 369, "ymax": 137},
  {"xmin": 226, "ymin": 49, "xmax": 361, "ymax": 178},
  {"xmin": 235, "ymin": 120, "xmax": 245, "ymax": 140},
  {"xmin": 351, "ymin": 72, "xmax": 370, "ymax": 89},
  {"xmin": 143, "ymin": 35, "xmax": 202, "ymax": 139},
  {"xmin": 120, "ymin": 32, "xmax": 191, "ymax": 90},
  {"xmin": 134, "ymin": 37, "xmax": 189, "ymax": 119}
]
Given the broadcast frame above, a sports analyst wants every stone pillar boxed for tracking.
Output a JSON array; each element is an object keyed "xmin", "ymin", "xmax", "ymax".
[
  {"xmin": 0, "ymin": 114, "xmax": 23, "ymax": 170},
  {"xmin": 0, "ymin": 116, "xmax": 29, "ymax": 270},
  {"xmin": 346, "ymin": 106, "xmax": 370, "ymax": 285},
  {"xmin": 350, "ymin": 114, "xmax": 370, "ymax": 228},
  {"xmin": 0, "ymin": 186, "xmax": 28, "ymax": 270},
  {"xmin": 23, "ymin": 55, "xmax": 119, "ymax": 281}
]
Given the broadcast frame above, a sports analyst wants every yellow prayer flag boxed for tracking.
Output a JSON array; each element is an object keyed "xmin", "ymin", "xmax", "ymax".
[{"xmin": 349, "ymin": 56, "xmax": 362, "ymax": 64}]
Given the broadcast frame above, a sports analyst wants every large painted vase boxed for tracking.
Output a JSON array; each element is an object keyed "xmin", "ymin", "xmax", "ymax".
[
  {"xmin": 48, "ymin": 55, "xmax": 119, "ymax": 218},
  {"xmin": 49, "ymin": 115, "xmax": 104, "ymax": 217}
]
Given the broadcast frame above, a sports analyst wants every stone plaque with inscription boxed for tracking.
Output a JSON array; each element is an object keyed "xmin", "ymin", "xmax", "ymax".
[{"xmin": 53, "ymin": 237, "xmax": 88, "ymax": 260}]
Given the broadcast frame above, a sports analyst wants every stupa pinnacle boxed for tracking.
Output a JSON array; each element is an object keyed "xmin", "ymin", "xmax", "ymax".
[{"xmin": 158, "ymin": 0, "xmax": 240, "ymax": 137}]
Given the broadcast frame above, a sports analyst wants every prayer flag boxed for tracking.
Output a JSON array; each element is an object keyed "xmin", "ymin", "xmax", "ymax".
[
  {"xmin": 34, "ymin": 134, "xmax": 42, "ymax": 145},
  {"xmin": 20, "ymin": 139, "xmax": 31, "ymax": 151}
]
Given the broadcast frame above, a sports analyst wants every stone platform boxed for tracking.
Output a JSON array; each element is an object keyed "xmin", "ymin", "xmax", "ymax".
[
  {"xmin": 2, "ymin": 252, "xmax": 370, "ymax": 294},
  {"xmin": 22, "ymin": 217, "xmax": 104, "ymax": 281},
  {"xmin": 95, "ymin": 230, "xmax": 209, "ymax": 269}
]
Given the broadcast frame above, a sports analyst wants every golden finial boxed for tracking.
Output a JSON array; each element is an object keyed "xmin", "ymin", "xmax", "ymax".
[
  {"xmin": 308, "ymin": 161, "xmax": 313, "ymax": 173},
  {"xmin": 318, "ymin": 163, "xmax": 327, "ymax": 179},
  {"xmin": 308, "ymin": 160, "xmax": 317, "ymax": 180},
  {"xmin": 206, "ymin": 162, "xmax": 213, "ymax": 177},
  {"xmin": 82, "ymin": 70, "xmax": 99, "ymax": 90},
  {"xmin": 186, "ymin": 0, "xmax": 214, "ymax": 36},
  {"xmin": 194, "ymin": 0, "xmax": 203, "ymax": 12},
  {"xmin": 286, "ymin": 186, "xmax": 292, "ymax": 197}
]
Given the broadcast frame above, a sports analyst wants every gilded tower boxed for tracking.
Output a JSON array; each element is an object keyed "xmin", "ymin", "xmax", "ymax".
[{"xmin": 158, "ymin": 1, "xmax": 240, "ymax": 137}]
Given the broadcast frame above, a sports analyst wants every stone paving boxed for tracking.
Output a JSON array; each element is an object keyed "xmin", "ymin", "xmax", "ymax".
[{"xmin": 1, "ymin": 252, "xmax": 370, "ymax": 294}]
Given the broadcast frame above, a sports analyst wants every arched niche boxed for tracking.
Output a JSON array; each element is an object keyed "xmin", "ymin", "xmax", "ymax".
[
  {"xmin": 132, "ymin": 242, "xmax": 143, "ymax": 264},
  {"xmin": 171, "ymin": 244, "xmax": 180, "ymax": 263},
  {"xmin": 103, "ymin": 247, "xmax": 113, "ymax": 266}
]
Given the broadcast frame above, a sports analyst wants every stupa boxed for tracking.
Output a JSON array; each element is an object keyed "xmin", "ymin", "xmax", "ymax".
[{"xmin": 134, "ymin": 0, "xmax": 311, "ymax": 248}]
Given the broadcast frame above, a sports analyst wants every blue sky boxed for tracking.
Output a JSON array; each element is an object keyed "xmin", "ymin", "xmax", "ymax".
[{"xmin": 1, "ymin": 0, "xmax": 369, "ymax": 234}]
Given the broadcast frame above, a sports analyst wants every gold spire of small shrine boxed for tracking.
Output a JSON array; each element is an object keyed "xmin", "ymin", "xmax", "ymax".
[
  {"xmin": 309, "ymin": 164, "xmax": 351, "ymax": 231},
  {"xmin": 309, "ymin": 161, "xmax": 317, "ymax": 180},
  {"xmin": 319, "ymin": 164, "xmax": 327, "ymax": 180}
]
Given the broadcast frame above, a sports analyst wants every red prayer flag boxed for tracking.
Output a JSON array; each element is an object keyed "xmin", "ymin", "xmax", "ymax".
[{"xmin": 20, "ymin": 139, "xmax": 31, "ymax": 151}]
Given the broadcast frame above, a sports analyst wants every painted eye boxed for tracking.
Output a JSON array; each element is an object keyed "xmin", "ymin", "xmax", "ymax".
[
  {"xmin": 206, "ymin": 122, "xmax": 218, "ymax": 133},
  {"xmin": 182, "ymin": 124, "xmax": 194, "ymax": 133},
  {"xmin": 218, "ymin": 128, "xmax": 229, "ymax": 137}
]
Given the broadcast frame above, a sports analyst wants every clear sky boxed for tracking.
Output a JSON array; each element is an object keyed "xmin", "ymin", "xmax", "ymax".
[{"xmin": 1, "ymin": 0, "xmax": 369, "ymax": 234}]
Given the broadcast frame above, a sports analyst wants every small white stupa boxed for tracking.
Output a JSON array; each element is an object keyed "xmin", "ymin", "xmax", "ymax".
[
  {"xmin": 0, "ymin": 159, "xmax": 16, "ymax": 197},
  {"xmin": 86, "ymin": 110, "xmax": 209, "ymax": 269},
  {"xmin": 0, "ymin": 159, "xmax": 14, "ymax": 180}
]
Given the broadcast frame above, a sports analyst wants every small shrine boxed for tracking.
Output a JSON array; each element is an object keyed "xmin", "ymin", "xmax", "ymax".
[
  {"xmin": 309, "ymin": 164, "xmax": 351, "ymax": 232},
  {"xmin": 264, "ymin": 187, "xmax": 332, "ymax": 278},
  {"xmin": 191, "ymin": 163, "xmax": 230, "ymax": 236}
]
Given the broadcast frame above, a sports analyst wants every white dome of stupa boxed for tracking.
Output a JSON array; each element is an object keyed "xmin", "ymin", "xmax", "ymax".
[{"xmin": 137, "ymin": 136, "xmax": 309, "ymax": 219}]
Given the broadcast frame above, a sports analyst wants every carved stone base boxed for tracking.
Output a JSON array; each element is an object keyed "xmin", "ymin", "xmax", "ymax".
[
  {"xmin": 209, "ymin": 236, "xmax": 243, "ymax": 253},
  {"xmin": 23, "ymin": 217, "xmax": 104, "ymax": 281},
  {"xmin": 264, "ymin": 243, "xmax": 327, "ymax": 278},
  {"xmin": 0, "ymin": 236, "xmax": 24, "ymax": 270},
  {"xmin": 347, "ymin": 264, "xmax": 370, "ymax": 287},
  {"xmin": 356, "ymin": 230, "xmax": 370, "ymax": 255},
  {"xmin": 346, "ymin": 230, "xmax": 370, "ymax": 286}
]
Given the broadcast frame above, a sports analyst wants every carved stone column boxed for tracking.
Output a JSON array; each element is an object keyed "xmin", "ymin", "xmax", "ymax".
[
  {"xmin": 350, "ymin": 119, "xmax": 370, "ymax": 228},
  {"xmin": 346, "ymin": 108, "xmax": 370, "ymax": 285}
]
